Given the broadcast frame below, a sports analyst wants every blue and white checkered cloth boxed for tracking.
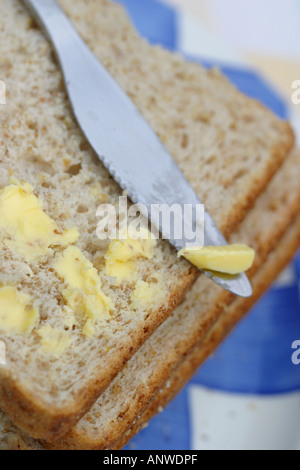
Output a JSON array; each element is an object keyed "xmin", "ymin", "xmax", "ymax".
[{"xmin": 116, "ymin": 0, "xmax": 300, "ymax": 450}]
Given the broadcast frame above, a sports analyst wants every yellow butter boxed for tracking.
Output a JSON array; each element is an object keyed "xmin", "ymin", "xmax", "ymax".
[
  {"xmin": 37, "ymin": 324, "xmax": 72, "ymax": 356},
  {"xmin": 105, "ymin": 229, "xmax": 157, "ymax": 284},
  {"xmin": 131, "ymin": 280, "xmax": 164, "ymax": 309},
  {"xmin": 82, "ymin": 319, "xmax": 96, "ymax": 338},
  {"xmin": 55, "ymin": 246, "xmax": 113, "ymax": 324},
  {"xmin": 0, "ymin": 286, "xmax": 39, "ymax": 335},
  {"xmin": 0, "ymin": 181, "xmax": 79, "ymax": 261},
  {"xmin": 178, "ymin": 244, "xmax": 255, "ymax": 275}
]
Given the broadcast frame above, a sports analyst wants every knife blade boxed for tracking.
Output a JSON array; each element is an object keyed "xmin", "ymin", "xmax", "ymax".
[{"xmin": 23, "ymin": 0, "xmax": 252, "ymax": 298}]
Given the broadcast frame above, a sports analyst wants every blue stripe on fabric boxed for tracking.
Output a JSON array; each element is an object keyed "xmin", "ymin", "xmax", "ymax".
[
  {"xmin": 195, "ymin": 269, "xmax": 300, "ymax": 395},
  {"xmin": 115, "ymin": 0, "xmax": 177, "ymax": 49}
]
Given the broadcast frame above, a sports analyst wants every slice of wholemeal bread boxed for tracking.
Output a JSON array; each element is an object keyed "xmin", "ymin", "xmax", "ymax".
[
  {"xmin": 0, "ymin": 0, "xmax": 294, "ymax": 441},
  {"xmin": 1, "ymin": 208, "xmax": 300, "ymax": 451},
  {"xmin": 114, "ymin": 214, "xmax": 300, "ymax": 450}
]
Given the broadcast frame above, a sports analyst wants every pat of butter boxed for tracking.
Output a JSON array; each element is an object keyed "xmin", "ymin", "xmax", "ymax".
[
  {"xmin": 0, "ymin": 286, "xmax": 39, "ymax": 335},
  {"xmin": 105, "ymin": 229, "xmax": 157, "ymax": 284},
  {"xmin": 131, "ymin": 280, "xmax": 164, "ymax": 309},
  {"xmin": 55, "ymin": 246, "xmax": 113, "ymax": 324},
  {"xmin": 178, "ymin": 244, "xmax": 255, "ymax": 275},
  {"xmin": 0, "ymin": 181, "xmax": 79, "ymax": 261},
  {"xmin": 37, "ymin": 324, "xmax": 72, "ymax": 356}
]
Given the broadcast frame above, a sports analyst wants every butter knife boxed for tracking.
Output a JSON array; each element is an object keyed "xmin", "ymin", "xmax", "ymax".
[{"xmin": 22, "ymin": 0, "xmax": 252, "ymax": 298}]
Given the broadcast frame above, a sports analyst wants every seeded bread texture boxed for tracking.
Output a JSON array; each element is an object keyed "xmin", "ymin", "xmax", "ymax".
[
  {"xmin": 1, "ymin": 209, "xmax": 300, "ymax": 451},
  {"xmin": 114, "ymin": 213, "xmax": 300, "ymax": 450},
  {"xmin": 0, "ymin": 0, "xmax": 294, "ymax": 441}
]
